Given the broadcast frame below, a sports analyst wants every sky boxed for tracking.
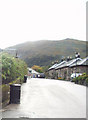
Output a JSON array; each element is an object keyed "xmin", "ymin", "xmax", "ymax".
[{"xmin": 0, "ymin": 0, "xmax": 86, "ymax": 49}]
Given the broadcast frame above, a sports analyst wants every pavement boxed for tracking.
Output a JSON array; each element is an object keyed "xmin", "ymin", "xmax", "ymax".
[{"xmin": 2, "ymin": 78, "xmax": 86, "ymax": 118}]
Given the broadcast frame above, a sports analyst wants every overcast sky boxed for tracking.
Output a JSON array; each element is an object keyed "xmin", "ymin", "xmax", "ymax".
[{"xmin": 0, "ymin": 0, "xmax": 86, "ymax": 49}]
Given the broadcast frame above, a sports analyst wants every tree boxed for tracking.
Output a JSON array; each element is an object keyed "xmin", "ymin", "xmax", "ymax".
[{"xmin": 31, "ymin": 65, "xmax": 43, "ymax": 73}]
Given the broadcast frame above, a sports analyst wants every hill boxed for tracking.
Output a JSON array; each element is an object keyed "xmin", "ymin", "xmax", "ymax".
[{"xmin": 6, "ymin": 38, "xmax": 87, "ymax": 67}]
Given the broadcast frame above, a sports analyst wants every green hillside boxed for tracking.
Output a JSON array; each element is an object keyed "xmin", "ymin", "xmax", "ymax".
[{"xmin": 6, "ymin": 38, "xmax": 87, "ymax": 67}]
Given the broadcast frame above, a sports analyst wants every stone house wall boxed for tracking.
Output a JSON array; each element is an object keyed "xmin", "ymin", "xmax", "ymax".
[
  {"xmin": 48, "ymin": 65, "xmax": 88, "ymax": 80},
  {"xmin": 56, "ymin": 67, "xmax": 71, "ymax": 80},
  {"xmin": 70, "ymin": 65, "xmax": 88, "ymax": 75},
  {"xmin": 48, "ymin": 69, "xmax": 54, "ymax": 79}
]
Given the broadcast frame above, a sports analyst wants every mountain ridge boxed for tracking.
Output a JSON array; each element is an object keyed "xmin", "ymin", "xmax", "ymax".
[{"xmin": 6, "ymin": 38, "xmax": 87, "ymax": 67}]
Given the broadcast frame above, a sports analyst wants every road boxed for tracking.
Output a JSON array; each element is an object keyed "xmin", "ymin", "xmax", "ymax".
[{"xmin": 2, "ymin": 78, "xmax": 86, "ymax": 118}]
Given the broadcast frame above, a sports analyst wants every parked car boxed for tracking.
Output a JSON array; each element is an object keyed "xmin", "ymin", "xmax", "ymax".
[
  {"xmin": 38, "ymin": 73, "xmax": 45, "ymax": 78},
  {"xmin": 70, "ymin": 73, "xmax": 82, "ymax": 81}
]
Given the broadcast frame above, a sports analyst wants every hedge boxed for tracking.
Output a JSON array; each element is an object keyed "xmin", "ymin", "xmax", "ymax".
[{"xmin": 72, "ymin": 73, "xmax": 88, "ymax": 86}]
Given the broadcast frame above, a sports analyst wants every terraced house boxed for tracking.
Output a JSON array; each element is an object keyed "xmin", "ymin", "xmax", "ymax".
[
  {"xmin": 47, "ymin": 56, "xmax": 88, "ymax": 80},
  {"xmin": 70, "ymin": 57, "xmax": 88, "ymax": 76}
]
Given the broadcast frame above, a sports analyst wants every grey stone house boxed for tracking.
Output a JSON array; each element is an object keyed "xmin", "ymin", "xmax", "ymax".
[
  {"xmin": 48, "ymin": 61, "xmax": 66, "ymax": 79},
  {"xmin": 70, "ymin": 57, "xmax": 88, "ymax": 76},
  {"xmin": 55, "ymin": 58, "xmax": 82, "ymax": 80},
  {"xmin": 47, "ymin": 57, "xmax": 88, "ymax": 80},
  {"xmin": 47, "ymin": 63, "xmax": 58, "ymax": 79},
  {"xmin": 28, "ymin": 68, "xmax": 39, "ymax": 78}
]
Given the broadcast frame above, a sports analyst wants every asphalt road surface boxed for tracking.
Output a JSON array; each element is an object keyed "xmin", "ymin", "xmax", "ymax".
[{"xmin": 2, "ymin": 78, "xmax": 86, "ymax": 118}]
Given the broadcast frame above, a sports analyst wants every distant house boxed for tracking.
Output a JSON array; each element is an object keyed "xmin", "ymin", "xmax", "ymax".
[
  {"xmin": 28, "ymin": 68, "xmax": 39, "ymax": 78},
  {"xmin": 48, "ymin": 61, "xmax": 66, "ymax": 79},
  {"xmin": 48, "ymin": 63, "xmax": 58, "ymax": 79},
  {"xmin": 28, "ymin": 68, "xmax": 45, "ymax": 78},
  {"xmin": 54, "ymin": 61, "xmax": 67, "ymax": 79}
]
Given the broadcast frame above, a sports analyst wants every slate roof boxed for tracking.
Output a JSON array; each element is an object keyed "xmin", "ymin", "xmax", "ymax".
[
  {"xmin": 48, "ymin": 61, "xmax": 67, "ymax": 70},
  {"xmin": 28, "ymin": 68, "xmax": 39, "ymax": 74},
  {"xmin": 55, "ymin": 61, "xmax": 67, "ymax": 69},
  {"xmin": 48, "ymin": 63, "xmax": 58, "ymax": 70},
  {"xmin": 48, "ymin": 57, "xmax": 88, "ymax": 71},
  {"xmin": 70, "ymin": 57, "xmax": 88, "ymax": 67},
  {"xmin": 56, "ymin": 58, "xmax": 82, "ymax": 69}
]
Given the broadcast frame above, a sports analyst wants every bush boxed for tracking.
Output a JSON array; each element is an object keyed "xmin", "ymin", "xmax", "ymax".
[
  {"xmin": 78, "ymin": 76, "xmax": 84, "ymax": 85},
  {"xmin": 73, "ymin": 73, "xmax": 88, "ymax": 86},
  {"xmin": 86, "ymin": 77, "xmax": 88, "ymax": 86},
  {"xmin": 74, "ymin": 77, "xmax": 79, "ymax": 84},
  {"xmin": 71, "ymin": 78, "xmax": 76, "ymax": 82}
]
